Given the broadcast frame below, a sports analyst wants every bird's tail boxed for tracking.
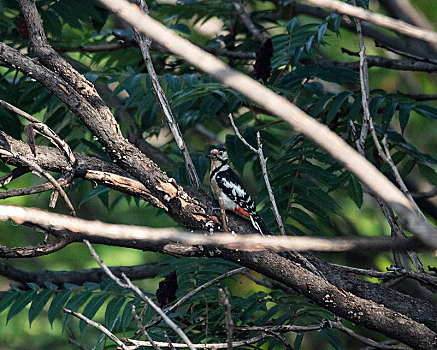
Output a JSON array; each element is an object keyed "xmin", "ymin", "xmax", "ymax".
[{"xmin": 250, "ymin": 213, "xmax": 270, "ymax": 236}]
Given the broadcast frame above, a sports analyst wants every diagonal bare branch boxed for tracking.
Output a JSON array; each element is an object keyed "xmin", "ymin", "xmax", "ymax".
[{"xmin": 134, "ymin": 0, "xmax": 200, "ymax": 188}]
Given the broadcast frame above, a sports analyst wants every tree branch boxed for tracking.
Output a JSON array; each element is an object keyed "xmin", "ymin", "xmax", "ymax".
[
  {"xmin": 134, "ymin": 0, "xmax": 200, "ymax": 188},
  {"xmin": 232, "ymin": 0, "xmax": 266, "ymax": 45},
  {"xmin": 301, "ymin": 0, "xmax": 437, "ymax": 44},
  {"xmin": 63, "ymin": 308, "xmax": 129, "ymax": 350},
  {"xmin": 0, "ymin": 261, "xmax": 163, "ymax": 286},
  {"xmin": 0, "ymin": 204, "xmax": 426, "ymax": 253}
]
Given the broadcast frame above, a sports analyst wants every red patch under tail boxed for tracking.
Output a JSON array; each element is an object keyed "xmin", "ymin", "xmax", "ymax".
[{"xmin": 235, "ymin": 206, "xmax": 251, "ymax": 218}]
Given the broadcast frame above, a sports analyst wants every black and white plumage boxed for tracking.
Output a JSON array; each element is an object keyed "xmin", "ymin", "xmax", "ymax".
[{"xmin": 207, "ymin": 146, "xmax": 269, "ymax": 235}]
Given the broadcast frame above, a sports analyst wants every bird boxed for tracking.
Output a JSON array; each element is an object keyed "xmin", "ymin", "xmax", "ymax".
[{"xmin": 207, "ymin": 146, "xmax": 269, "ymax": 235}]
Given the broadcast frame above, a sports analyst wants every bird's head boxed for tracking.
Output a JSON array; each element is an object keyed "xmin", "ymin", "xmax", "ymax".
[{"xmin": 207, "ymin": 146, "xmax": 228, "ymax": 168}]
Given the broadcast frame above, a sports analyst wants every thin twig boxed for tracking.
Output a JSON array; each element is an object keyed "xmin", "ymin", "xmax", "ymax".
[
  {"xmin": 83, "ymin": 239, "xmax": 129, "ymax": 287},
  {"xmin": 62, "ymin": 34, "xmax": 255, "ymax": 59},
  {"xmin": 0, "ymin": 172, "xmax": 74, "ymax": 200},
  {"xmin": 236, "ymin": 320, "xmax": 408, "ymax": 349},
  {"xmin": 132, "ymin": 305, "xmax": 162, "ymax": 350},
  {"xmin": 228, "ymin": 113, "xmax": 285, "ymax": 235},
  {"xmin": 374, "ymin": 40, "xmax": 437, "ymax": 65},
  {"xmin": 0, "ymin": 100, "xmax": 76, "ymax": 166},
  {"xmin": 232, "ymin": 0, "xmax": 266, "ymax": 45},
  {"xmin": 122, "ymin": 274, "xmax": 196, "ymax": 350},
  {"xmin": 164, "ymin": 332, "xmax": 177, "ymax": 350},
  {"xmin": 63, "ymin": 308, "xmax": 128, "ymax": 350},
  {"xmin": 256, "ymin": 132, "xmax": 285, "ymax": 235},
  {"xmin": 0, "ymin": 167, "xmax": 29, "ymax": 187},
  {"xmin": 125, "ymin": 334, "xmax": 269, "ymax": 349},
  {"xmin": 350, "ymin": 0, "xmax": 423, "ymax": 272},
  {"xmin": 329, "ymin": 56, "xmax": 437, "ymax": 73},
  {"xmin": 351, "ymin": 1, "xmax": 370, "ymax": 155},
  {"xmin": 144, "ymin": 267, "xmax": 248, "ymax": 330},
  {"xmin": 332, "ymin": 264, "xmax": 437, "ymax": 288},
  {"xmin": 85, "ymin": 237, "xmax": 197, "ymax": 349},
  {"xmin": 85, "ymin": 239, "xmax": 196, "ymax": 350},
  {"xmin": 218, "ymin": 196, "xmax": 229, "ymax": 232},
  {"xmin": 219, "ymin": 288, "xmax": 234, "ymax": 350},
  {"xmin": 134, "ymin": 0, "xmax": 200, "ymax": 188},
  {"xmin": 0, "ymin": 149, "xmax": 76, "ymax": 216}
]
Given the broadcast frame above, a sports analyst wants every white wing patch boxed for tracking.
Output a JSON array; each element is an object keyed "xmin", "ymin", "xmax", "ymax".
[{"xmin": 221, "ymin": 177, "xmax": 246, "ymax": 198}]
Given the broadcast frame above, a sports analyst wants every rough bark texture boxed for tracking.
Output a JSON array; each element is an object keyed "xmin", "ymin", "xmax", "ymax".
[
  {"xmin": 1, "ymin": 132, "xmax": 437, "ymax": 346},
  {"xmin": 0, "ymin": 1, "xmax": 434, "ymax": 348}
]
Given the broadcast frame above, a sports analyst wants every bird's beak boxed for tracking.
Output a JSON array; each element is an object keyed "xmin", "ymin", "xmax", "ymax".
[{"xmin": 206, "ymin": 154, "xmax": 213, "ymax": 159}]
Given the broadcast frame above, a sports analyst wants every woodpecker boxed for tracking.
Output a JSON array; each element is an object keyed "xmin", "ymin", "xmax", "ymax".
[{"xmin": 207, "ymin": 146, "xmax": 269, "ymax": 235}]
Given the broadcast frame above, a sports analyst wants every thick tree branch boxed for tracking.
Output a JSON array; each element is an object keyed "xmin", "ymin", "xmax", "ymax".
[
  {"xmin": 0, "ymin": 132, "xmax": 166, "ymax": 209},
  {"xmin": 0, "ymin": 43, "xmax": 208, "ymax": 225},
  {"xmin": 15, "ymin": 0, "xmax": 210, "ymax": 229},
  {"xmin": 0, "ymin": 205, "xmax": 435, "ymax": 347}
]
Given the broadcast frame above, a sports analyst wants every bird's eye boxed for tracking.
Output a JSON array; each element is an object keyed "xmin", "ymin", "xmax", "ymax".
[{"xmin": 218, "ymin": 151, "xmax": 223, "ymax": 155}]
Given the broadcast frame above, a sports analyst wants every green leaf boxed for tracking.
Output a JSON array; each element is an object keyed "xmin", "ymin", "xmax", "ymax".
[
  {"xmin": 289, "ymin": 207, "xmax": 321, "ymax": 234},
  {"xmin": 62, "ymin": 290, "xmax": 92, "ymax": 330},
  {"xmin": 29, "ymin": 289, "xmax": 53, "ymax": 327},
  {"xmin": 414, "ymin": 104, "xmax": 437, "ymax": 120},
  {"xmin": 347, "ymin": 96, "xmax": 362, "ymax": 121},
  {"xmin": 310, "ymin": 93, "xmax": 335, "ymax": 118},
  {"xmin": 121, "ymin": 300, "xmax": 139, "ymax": 334},
  {"xmin": 286, "ymin": 17, "xmax": 298, "ymax": 33},
  {"xmin": 418, "ymin": 164, "xmax": 437, "ymax": 186},
  {"xmin": 105, "ymin": 296, "xmax": 126, "ymax": 329},
  {"xmin": 381, "ymin": 100, "xmax": 398, "ymax": 134},
  {"xmin": 79, "ymin": 292, "xmax": 110, "ymax": 333},
  {"xmin": 26, "ymin": 283, "xmax": 40, "ymax": 291},
  {"xmin": 400, "ymin": 159, "xmax": 416, "ymax": 178},
  {"xmin": 317, "ymin": 22, "xmax": 328, "ymax": 43},
  {"xmin": 7, "ymin": 290, "xmax": 37, "ymax": 323},
  {"xmin": 0, "ymin": 291, "xmax": 19, "ymax": 314},
  {"xmin": 83, "ymin": 282, "xmax": 101, "ymax": 291},
  {"xmin": 369, "ymin": 95, "xmax": 384, "ymax": 118},
  {"xmin": 48, "ymin": 289, "xmax": 72, "ymax": 327},
  {"xmin": 294, "ymin": 333, "xmax": 304, "ymax": 350},
  {"xmin": 399, "ymin": 103, "xmax": 412, "ymax": 134},
  {"xmin": 44, "ymin": 282, "xmax": 59, "ymax": 291},
  {"xmin": 79, "ymin": 185, "xmax": 110, "ymax": 208},
  {"xmin": 348, "ymin": 174, "xmax": 363, "ymax": 208}
]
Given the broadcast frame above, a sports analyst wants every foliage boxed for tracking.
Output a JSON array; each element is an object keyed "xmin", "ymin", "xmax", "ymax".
[
  {"xmin": 0, "ymin": 258, "xmax": 341, "ymax": 348},
  {"xmin": 0, "ymin": 0, "xmax": 436, "ymax": 349}
]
